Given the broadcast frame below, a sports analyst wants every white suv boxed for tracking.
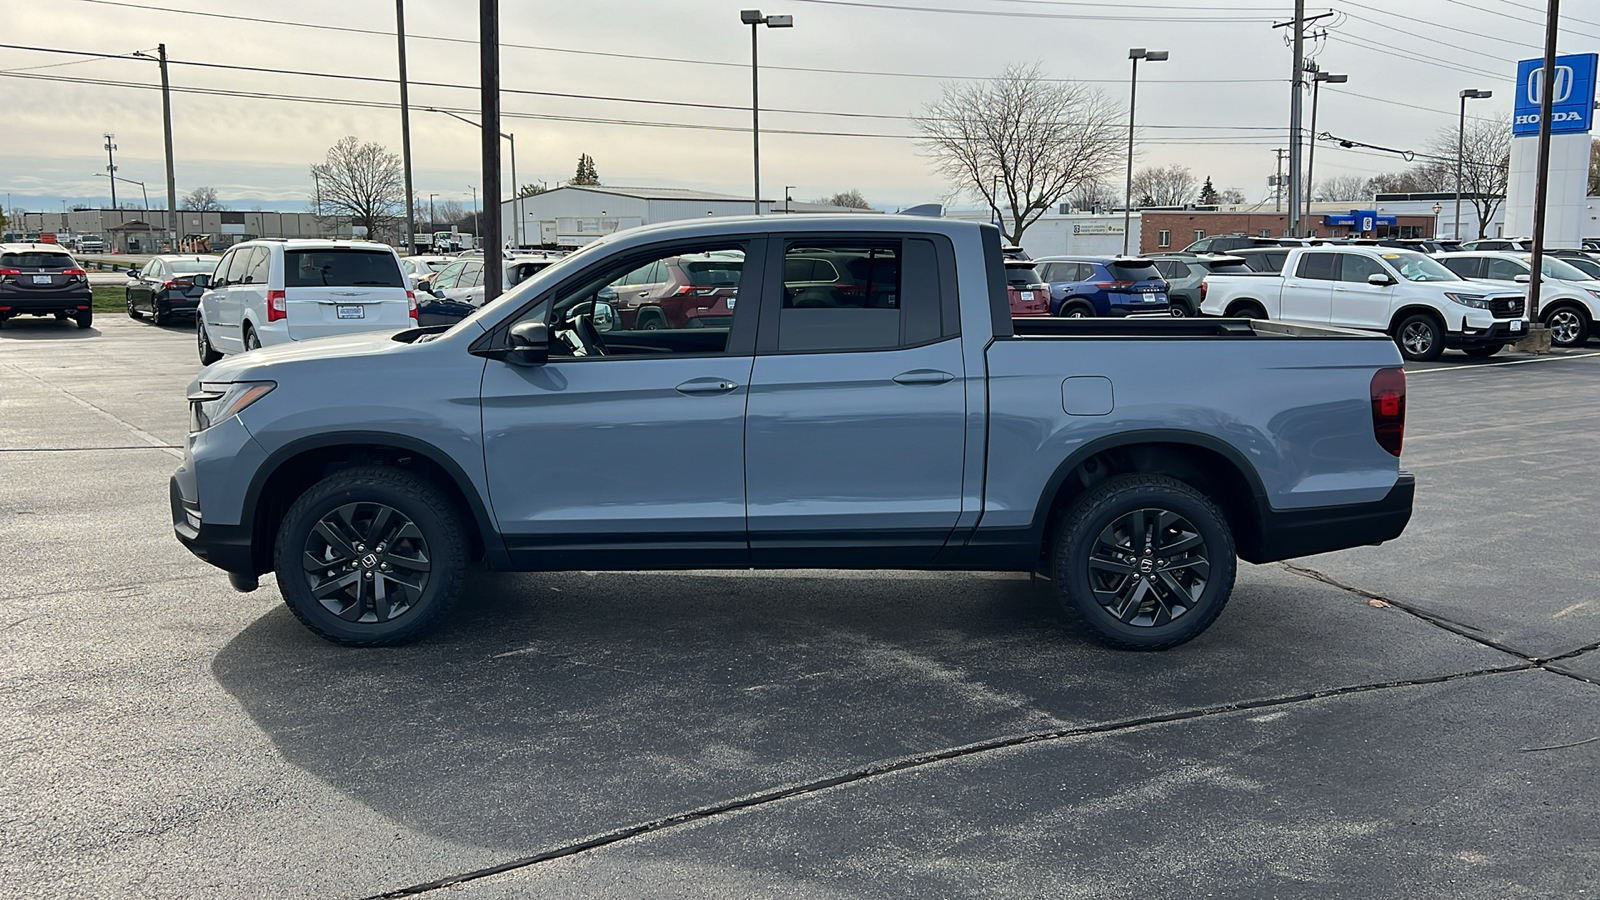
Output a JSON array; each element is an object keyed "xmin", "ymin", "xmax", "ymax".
[
  {"xmin": 1436, "ymin": 251, "xmax": 1599, "ymax": 348},
  {"xmin": 195, "ymin": 239, "xmax": 416, "ymax": 362}
]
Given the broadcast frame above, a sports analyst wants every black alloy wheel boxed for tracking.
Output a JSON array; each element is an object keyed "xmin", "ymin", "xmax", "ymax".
[
  {"xmin": 274, "ymin": 466, "xmax": 467, "ymax": 646},
  {"xmin": 301, "ymin": 502, "xmax": 432, "ymax": 625},
  {"xmin": 1053, "ymin": 474, "xmax": 1236, "ymax": 650}
]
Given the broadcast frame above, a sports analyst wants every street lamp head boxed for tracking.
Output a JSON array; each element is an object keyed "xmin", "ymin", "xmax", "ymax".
[
  {"xmin": 765, "ymin": 14, "xmax": 793, "ymax": 27},
  {"xmin": 1144, "ymin": 50, "xmax": 1169, "ymax": 61},
  {"xmin": 1318, "ymin": 72, "xmax": 1348, "ymax": 84},
  {"xmin": 1461, "ymin": 89, "xmax": 1492, "ymax": 99},
  {"xmin": 741, "ymin": 9, "xmax": 763, "ymax": 23}
]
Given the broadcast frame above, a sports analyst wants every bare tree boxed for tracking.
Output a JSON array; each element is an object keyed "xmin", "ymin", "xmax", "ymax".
[
  {"xmin": 1314, "ymin": 174, "xmax": 1370, "ymax": 203},
  {"xmin": 181, "ymin": 186, "xmax": 227, "ymax": 211},
  {"xmin": 915, "ymin": 63, "xmax": 1122, "ymax": 244},
  {"xmin": 1427, "ymin": 119, "xmax": 1509, "ymax": 239},
  {"xmin": 1068, "ymin": 177, "xmax": 1119, "ymax": 212},
  {"xmin": 434, "ymin": 199, "xmax": 466, "ymax": 226},
  {"xmin": 819, "ymin": 189, "xmax": 871, "ymax": 209},
  {"xmin": 310, "ymin": 136, "xmax": 405, "ymax": 241},
  {"xmin": 1217, "ymin": 187, "xmax": 1248, "ymax": 205},
  {"xmin": 1129, "ymin": 164, "xmax": 1197, "ymax": 207}
]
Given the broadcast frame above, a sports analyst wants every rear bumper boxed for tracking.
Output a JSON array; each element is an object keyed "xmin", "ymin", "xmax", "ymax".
[
  {"xmin": 1244, "ymin": 473, "xmax": 1415, "ymax": 563},
  {"xmin": 0, "ymin": 291, "xmax": 93, "ymax": 315}
]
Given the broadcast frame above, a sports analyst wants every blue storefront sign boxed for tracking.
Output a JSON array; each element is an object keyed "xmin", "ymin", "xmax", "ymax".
[
  {"xmin": 1513, "ymin": 53, "xmax": 1598, "ymax": 137},
  {"xmin": 1323, "ymin": 210, "xmax": 1397, "ymax": 232}
]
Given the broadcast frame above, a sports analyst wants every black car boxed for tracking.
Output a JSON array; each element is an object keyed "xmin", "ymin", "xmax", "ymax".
[
  {"xmin": 0, "ymin": 244, "xmax": 93, "ymax": 328},
  {"xmin": 1228, "ymin": 247, "xmax": 1291, "ymax": 273},
  {"xmin": 125, "ymin": 254, "xmax": 221, "ymax": 325}
]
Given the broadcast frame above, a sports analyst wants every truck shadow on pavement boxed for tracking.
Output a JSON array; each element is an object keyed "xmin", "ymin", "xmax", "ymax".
[{"xmin": 209, "ymin": 566, "xmax": 1506, "ymax": 857}]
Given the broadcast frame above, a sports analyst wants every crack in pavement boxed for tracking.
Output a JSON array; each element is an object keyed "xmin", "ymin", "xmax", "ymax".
[
  {"xmin": 360, "ymin": 662, "xmax": 1535, "ymax": 899},
  {"xmin": 0, "ymin": 361, "xmax": 183, "ymax": 459}
]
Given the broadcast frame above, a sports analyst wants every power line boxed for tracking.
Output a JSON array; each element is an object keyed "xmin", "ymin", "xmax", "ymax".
[
  {"xmin": 786, "ymin": 0, "xmax": 1284, "ymax": 20},
  {"xmin": 1433, "ymin": 0, "xmax": 1600, "ymax": 41},
  {"xmin": 1332, "ymin": 31, "xmax": 1512, "ymax": 82},
  {"xmin": 1339, "ymin": 0, "xmax": 1550, "ymax": 52}
]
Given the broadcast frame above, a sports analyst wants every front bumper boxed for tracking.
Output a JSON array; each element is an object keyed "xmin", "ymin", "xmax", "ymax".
[
  {"xmin": 1447, "ymin": 319, "xmax": 1527, "ymax": 348},
  {"xmin": 171, "ymin": 473, "xmax": 257, "ymax": 574},
  {"xmin": 1245, "ymin": 473, "xmax": 1415, "ymax": 564}
]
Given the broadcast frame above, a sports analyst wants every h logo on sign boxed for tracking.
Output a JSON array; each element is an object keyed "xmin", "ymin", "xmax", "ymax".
[{"xmin": 1527, "ymin": 65, "xmax": 1575, "ymax": 105}]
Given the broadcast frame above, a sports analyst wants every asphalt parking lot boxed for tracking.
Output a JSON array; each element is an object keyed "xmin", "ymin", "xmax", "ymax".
[{"xmin": 4, "ymin": 316, "xmax": 1598, "ymax": 898}]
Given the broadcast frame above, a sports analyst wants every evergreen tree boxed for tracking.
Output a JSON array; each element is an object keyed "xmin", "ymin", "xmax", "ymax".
[
  {"xmin": 570, "ymin": 154, "xmax": 600, "ymax": 186},
  {"xmin": 1198, "ymin": 176, "xmax": 1219, "ymax": 206}
]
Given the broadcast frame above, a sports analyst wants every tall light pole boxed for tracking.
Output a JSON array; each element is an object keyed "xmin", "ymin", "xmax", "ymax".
[
  {"xmin": 1303, "ymin": 66, "xmax": 1347, "ymax": 233},
  {"xmin": 741, "ymin": 9, "xmax": 793, "ymax": 216},
  {"xmin": 396, "ymin": 0, "xmax": 416, "ymax": 255},
  {"xmin": 1123, "ymin": 48, "xmax": 1168, "ymax": 255},
  {"xmin": 1526, "ymin": 0, "xmax": 1561, "ymax": 326},
  {"xmin": 1455, "ymin": 89, "xmax": 1493, "ymax": 241},
  {"xmin": 428, "ymin": 192, "xmax": 438, "ymax": 233},
  {"xmin": 427, "ymin": 108, "xmax": 520, "ymax": 247},
  {"xmin": 131, "ymin": 47, "xmax": 179, "ymax": 249},
  {"xmin": 103, "ymin": 134, "xmax": 118, "ymax": 208},
  {"xmin": 479, "ymin": 0, "xmax": 502, "ymax": 300},
  {"xmin": 95, "ymin": 173, "xmax": 148, "ymax": 210}
]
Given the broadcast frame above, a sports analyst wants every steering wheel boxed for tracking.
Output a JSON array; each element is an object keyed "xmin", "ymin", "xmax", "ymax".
[{"xmin": 564, "ymin": 303, "xmax": 608, "ymax": 357}]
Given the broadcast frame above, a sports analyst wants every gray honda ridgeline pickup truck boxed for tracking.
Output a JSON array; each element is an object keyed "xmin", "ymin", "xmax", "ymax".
[{"xmin": 172, "ymin": 216, "xmax": 1414, "ymax": 650}]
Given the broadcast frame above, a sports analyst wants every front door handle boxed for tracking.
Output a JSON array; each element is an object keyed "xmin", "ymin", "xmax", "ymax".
[
  {"xmin": 893, "ymin": 369, "xmax": 955, "ymax": 385},
  {"xmin": 676, "ymin": 378, "xmax": 740, "ymax": 395}
]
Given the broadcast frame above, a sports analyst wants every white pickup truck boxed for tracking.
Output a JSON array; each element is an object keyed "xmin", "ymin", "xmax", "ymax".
[{"xmin": 1200, "ymin": 246, "xmax": 1528, "ymax": 361}]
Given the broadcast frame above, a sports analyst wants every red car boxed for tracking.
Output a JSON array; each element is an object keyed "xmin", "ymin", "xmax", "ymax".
[
  {"xmin": 607, "ymin": 253, "xmax": 742, "ymax": 330},
  {"xmin": 1005, "ymin": 260, "xmax": 1050, "ymax": 316}
]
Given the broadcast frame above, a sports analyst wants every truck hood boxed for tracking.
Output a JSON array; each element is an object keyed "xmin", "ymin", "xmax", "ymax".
[{"xmin": 193, "ymin": 322, "xmax": 483, "ymax": 386}]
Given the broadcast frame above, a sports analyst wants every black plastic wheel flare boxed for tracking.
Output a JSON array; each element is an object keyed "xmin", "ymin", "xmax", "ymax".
[
  {"xmin": 302, "ymin": 502, "xmax": 432, "ymax": 624},
  {"xmin": 1086, "ymin": 507, "xmax": 1209, "ymax": 627}
]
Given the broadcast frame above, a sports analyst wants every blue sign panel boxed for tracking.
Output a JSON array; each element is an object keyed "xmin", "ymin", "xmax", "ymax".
[
  {"xmin": 1323, "ymin": 210, "xmax": 1397, "ymax": 231},
  {"xmin": 1513, "ymin": 53, "xmax": 1598, "ymax": 137}
]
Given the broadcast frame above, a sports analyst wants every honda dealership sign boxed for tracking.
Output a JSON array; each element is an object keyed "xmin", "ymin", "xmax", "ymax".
[{"xmin": 1512, "ymin": 53, "xmax": 1598, "ymax": 136}]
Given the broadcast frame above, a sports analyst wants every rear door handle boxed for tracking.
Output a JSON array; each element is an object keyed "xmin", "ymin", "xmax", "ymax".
[
  {"xmin": 676, "ymin": 378, "xmax": 740, "ymax": 395},
  {"xmin": 893, "ymin": 370, "xmax": 955, "ymax": 385}
]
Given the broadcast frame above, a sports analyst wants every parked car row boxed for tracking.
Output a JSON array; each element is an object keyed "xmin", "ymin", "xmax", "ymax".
[{"xmin": 0, "ymin": 242, "xmax": 94, "ymax": 328}]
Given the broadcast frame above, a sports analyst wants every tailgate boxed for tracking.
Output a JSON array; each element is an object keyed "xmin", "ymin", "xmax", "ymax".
[{"xmin": 284, "ymin": 288, "xmax": 413, "ymax": 340}]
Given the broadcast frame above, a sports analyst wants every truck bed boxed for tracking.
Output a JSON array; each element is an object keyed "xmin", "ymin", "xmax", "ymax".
[{"xmin": 1008, "ymin": 317, "xmax": 1378, "ymax": 339}]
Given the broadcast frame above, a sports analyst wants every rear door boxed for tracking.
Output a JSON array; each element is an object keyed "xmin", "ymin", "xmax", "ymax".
[
  {"xmin": 745, "ymin": 234, "xmax": 966, "ymax": 566},
  {"xmin": 1279, "ymin": 251, "xmax": 1337, "ymax": 323},
  {"xmin": 282, "ymin": 247, "xmax": 412, "ymax": 340}
]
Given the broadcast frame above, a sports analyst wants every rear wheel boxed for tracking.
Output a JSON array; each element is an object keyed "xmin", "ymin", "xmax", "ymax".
[
  {"xmin": 1545, "ymin": 306, "xmax": 1590, "ymax": 347},
  {"xmin": 274, "ymin": 466, "xmax": 468, "ymax": 646},
  {"xmin": 1395, "ymin": 313, "xmax": 1444, "ymax": 362},
  {"xmin": 152, "ymin": 297, "xmax": 169, "ymax": 326},
  {"xmin": 1061, "ymin": 301, "xmax": 1094, "ymax": 318},
  {"xmin": 1227, "ymin": 301, "xmax": 1267, "ymax": 320},
  {"xmin": 1052, "ymin": 474, "xmax": 1237, "ymax": 651},
  {"xmin": 74, "ymin": 309, "xmax": 93, "ymax": 329},
  {"xmin": 242, "ymin": 324, "xmax": 261, "ymax": 351}
]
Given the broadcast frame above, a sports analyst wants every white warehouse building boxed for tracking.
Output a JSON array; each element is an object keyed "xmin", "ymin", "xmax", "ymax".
[{"xmin": 500, "ymin": 185, "xmax": 878, "ymax": 248}]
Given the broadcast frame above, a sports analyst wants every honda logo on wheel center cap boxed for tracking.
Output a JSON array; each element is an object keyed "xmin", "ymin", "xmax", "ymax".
[{"xmin": 361, "ymin": 554, "xmax": 379, "ymax": 569}]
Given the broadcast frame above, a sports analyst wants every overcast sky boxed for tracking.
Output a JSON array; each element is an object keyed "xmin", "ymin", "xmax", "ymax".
[{"xmin": 3, "ymin": 0, "xmax": 1596, "ymax": 215}]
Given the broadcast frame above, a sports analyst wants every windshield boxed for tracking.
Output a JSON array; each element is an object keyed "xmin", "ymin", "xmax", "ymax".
[
  {"xmin": 168, "ymin": 258, "xmax": 218, "ymax": 274},
  {"xmin": 1527, "ymin": 256, "xmax": 1590, "ymax": 281},
  {"xmin": 1380, "ymin": 251, "xmax": 1459, "ymax": 283},
  {"xmin": 447, "ymin": 237, "xmax": 616, "ymax": 334}
]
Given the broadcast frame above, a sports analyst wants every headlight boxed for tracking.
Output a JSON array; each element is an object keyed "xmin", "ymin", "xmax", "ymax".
[
  {"xmin": 188, "ymin": 381, "xmax": 275, "ymax": 433},
  {"xmin": 1587, "ymin": 289, "xmax": 1600, "ymax": 301},
  {"xmin": 1444, "ymin": 293, "xmax": 1492, "ymax": 309}
]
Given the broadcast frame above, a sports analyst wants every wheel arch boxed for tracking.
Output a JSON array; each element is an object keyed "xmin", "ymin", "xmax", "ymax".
[
  {"xmin": 1223, "ymin": 297, "xmax": 1266, "ymax": 318},
  {"xmin": 1387, "ymin": 304, "xmax": 1446, "ymax": 335},
  {"xmin": 1028, "ymin": 432, "xmax": 1270, "ymax": 570},
  {"xmin": 242, "ymin": 433, "xmax": 497, "ymax": 575}
]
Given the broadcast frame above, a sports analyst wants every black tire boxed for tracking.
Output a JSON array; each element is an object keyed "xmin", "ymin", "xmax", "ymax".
[
  {"xmin": 152, "ymin": 297, "xmax": 168, "ymax": 327},
  {"xmin": 74, "ymin": 309, "xmax": 93, "ymax": 329},
  {"xmin": 242, "ymin": 324, "xmax": 261, "ymax": 351},
  {"xmin": 638, "ymin": 313, "xmax": 665, "ymax": 330},
  {"xmin": 1061, "ymin": 301, "xmax": 1094, "ymax": 318},
  {"xmin": 197, "ymin": 318, "xmax": 222, "ymax": 365},
  {"xmin": 127, "ymin": 291, "xmax": 143, "ymax": 319},
  {"xmin": 1168, "ymin": 300, "xmax": 1192, "ymax": 318},
  {"xmin": 1544, "ymin": 305, "xmax": 1590, "ymax": 348},
  {"xmin": 1394, "ymin": 313, "xmax": 1444, "ymax": 362},
  {"xmin": 1052, "ymin": 474, "xmax": 1237, "ymax": 651},
  {"xmin": 1462, "ymin": 344, "xmax": 1504, "ymax": 359},
  {"xmin": 1227, "ymin": 301, "xmax": 1267, "ymax": 320},
  {"xmin": 274, "ymin": 466, "xmax": 468, "ymax": 646}
]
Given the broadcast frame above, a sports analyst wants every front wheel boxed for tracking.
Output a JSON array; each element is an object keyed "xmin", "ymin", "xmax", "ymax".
[
  {"xmin": 127, "ymin": 292, "xmax": 143, "ymax": 319},
  {"xmin": 1545, "ymin": 306, "xmax": 1590, "ymax": 347},
  {"xmin": 1395, "ymin": 313, "xmax": 1444, "ymax": 362},
  {"xmin": 274, "ymin": 466, "xmax": 468, "ymax": 646},
  {"xmin": 1052, "ymin": 474, "xmax": 1237, "ymax": 651}
]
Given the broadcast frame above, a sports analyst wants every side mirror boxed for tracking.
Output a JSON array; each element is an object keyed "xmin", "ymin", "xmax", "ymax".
[
  {"xmin": 1514, "ymin": 273, "xmax": 1531, "ymax": 284},
  {"xmin": 593, "ymin": 300, "xmax": 616, "ymax": 333},
  {"xmin": 505, "ymin": 320, "xmax": 549, "ymax": 367},
  {"xmin": 127, "ymin": 268, "xmax": 141, "ymax": 280},
  {"xmin": 597, "ymin": 286, "xmax": 619, "ymax": 305},
  {"xmin": 190, "ymin": 273, "xmax": 211, "ymax": 289},
  {"xmin": 1366, "ymin": 272, "xmax": 1394, "ymax": 286}
]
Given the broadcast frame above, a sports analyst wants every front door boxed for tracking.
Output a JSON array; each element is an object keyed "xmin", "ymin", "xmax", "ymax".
[
  {"xmin": 481, "ymin": 237, "xmax": 764, "ymax": 570},
  {"xmin": 745, "ymin": 235, "xmax": 967, "ymax": 567}
]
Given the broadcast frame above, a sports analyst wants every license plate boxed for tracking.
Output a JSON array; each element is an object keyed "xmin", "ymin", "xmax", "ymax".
[
  {"xmin": 1511, "ymin": 320, "xmax": 1522, "ymax": 331},
  {"xmin": 1021, "ymin": 292, "xmax": 1034, "ymax": 301},
  {"xmin": 726, "ymin": 297, "xmax": 736, "ymax": 309},
  {"xmin": 336, "ymin": 305, "xmax": 365, "ymax": 319},
  {"xmin": 32, "ymin": 275, "xmax": 51, "ymax": 284}
]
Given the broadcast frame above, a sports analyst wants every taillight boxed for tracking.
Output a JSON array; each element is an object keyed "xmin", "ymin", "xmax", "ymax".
[
  {"xmin": 1094, "ymin": 280, "xmax": 1136, "ymax": 289},
  {"xmin": 266, "ymin": 289, "xmax": 287, "ymax": 322},
  {"xmin": 64, "ymin": 267, "xmax": 86, "ymax": 276},
  {"xmin": 0, "ymin": 268, "xmax": 20, "ymax": 278},
  {"xmin": 1200, "ymin": 280, "xmax": 1209, "ymax": 302},
  {"xmin": 406, "ymin": 290, "xmax": 418, "ymax": 319},
  {"xmin": 1370, "ymin": 366, "xmax": 1405, "ymax": 457},
  {"xmin": 675, "ymin": 285, "xmax": 717, "ymax": 297},
  {"xmin": 162, "ymin": 280, "xmax": 178, "ymax": 290}
]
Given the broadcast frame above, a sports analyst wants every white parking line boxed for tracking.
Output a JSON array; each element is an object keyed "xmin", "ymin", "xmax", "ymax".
[{"xmin": 1407, "ymin": 351, "xmax": 1600, "ymax": 375}]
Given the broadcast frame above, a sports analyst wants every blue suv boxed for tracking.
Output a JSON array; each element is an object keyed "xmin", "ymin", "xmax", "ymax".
[{"xmin": 1034, "ymin": 256, "xmax": 1171, "ymax": 317}]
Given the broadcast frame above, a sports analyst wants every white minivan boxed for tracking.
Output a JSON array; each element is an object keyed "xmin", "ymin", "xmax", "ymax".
[{"xmin": 195, "ymin": 239, "xmax": 416, "ymax": 363}]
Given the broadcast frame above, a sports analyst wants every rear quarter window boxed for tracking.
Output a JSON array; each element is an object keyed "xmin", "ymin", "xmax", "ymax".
[{"xmin": 285, "ymin": 249, "xmax": 405, "ymax": 288}]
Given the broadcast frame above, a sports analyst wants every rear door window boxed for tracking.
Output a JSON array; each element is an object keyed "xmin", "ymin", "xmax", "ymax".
[
  {"xmin": 244, "ymin": 247, "xmax": 271, "ymax": 284},
  {"xmin": 1295, "ymin": 253, "xmax": 1339, "ymax": 280},
  {"xmin": 284, "ymin": 249, "xmax": 405, "ymax": 288},
  {"xmin": 778, "ymin": 241, "xmax": 915, "ymax": 352},
  {"xmin": 1485, "ymin": 258, "xmax": 1527, "ymax": 282}
]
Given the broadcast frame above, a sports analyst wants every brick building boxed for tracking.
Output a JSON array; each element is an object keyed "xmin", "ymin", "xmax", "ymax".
[{"xmin": 1140, "ymin": 209, "xmax": 1438, "ymax": 255}]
